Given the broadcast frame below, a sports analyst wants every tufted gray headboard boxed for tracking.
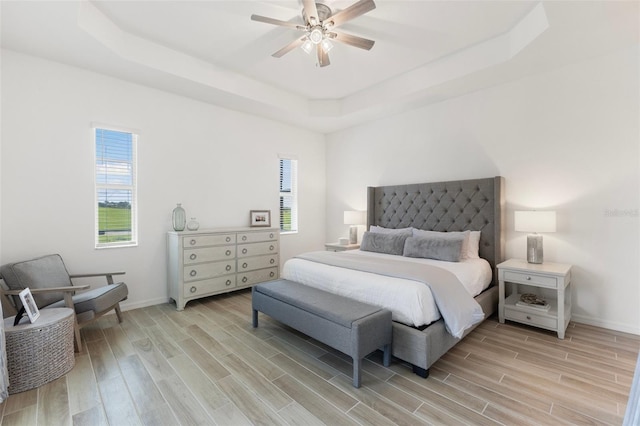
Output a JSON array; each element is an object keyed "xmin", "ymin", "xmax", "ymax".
[{"xmin": 367, "ymin": 176, "xmax": 505, "ymax": 286}]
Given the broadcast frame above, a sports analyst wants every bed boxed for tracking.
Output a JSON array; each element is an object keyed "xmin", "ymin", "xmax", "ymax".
[{"xmin": 283, "ymin": 176, "xmax": 504, "ymax": 377}]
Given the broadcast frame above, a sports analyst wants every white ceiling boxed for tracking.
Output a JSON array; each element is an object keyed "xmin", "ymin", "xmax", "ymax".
[{"xmin": 1, "ymin": 1, "xmax": 638, "ymax": 133}]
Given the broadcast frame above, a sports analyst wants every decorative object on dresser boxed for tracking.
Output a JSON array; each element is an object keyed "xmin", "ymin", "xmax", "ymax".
[
  {"xmin": 514, "ymin": 210, "xmax": 556, "ymax": 264},
  {"xmin": 325, "ymin": 242, "xmax": 360, "ymax": 252},
  {"xmin": 344, "ymin": 210, "xmax": 365, "ymax": 244},
  {"xmin": 250, "ymin": 210, "xmax": 271, "ymax": 227},
  {"xmin": 186, "ymin": 218, "xmax": 200, "ymax": 231},
  {"xmin": 167, "ymin": 227, "xmax": 279, "ymax": 310},
  {"xmin": 172, "ymin": 203, "xmax": 186, "ymax": 231},
  {"xmin": 498, "ymin": 258, "xmax": 572, "ymax": 339}
]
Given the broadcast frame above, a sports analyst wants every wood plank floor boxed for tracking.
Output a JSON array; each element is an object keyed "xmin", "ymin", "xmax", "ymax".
[{"xmin": 1, "ymin": 288, "xmax": 638, "ymax": 426}]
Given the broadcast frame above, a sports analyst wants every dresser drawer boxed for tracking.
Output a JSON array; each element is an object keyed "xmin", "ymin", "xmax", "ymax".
[
  {"xmin": 183, "ymin": 245, "xmax": 235, "ymax": 264},
  {"xmin": 184, "ymin": 261, "xmax": 236, "ymax": 282},
  {"xmin": 505, "ymin": 307, "xmax": 557, "ymax": 329},
  {"xmin": 183, "ymin": 234, "xmax": 235, "ymax": 248},
  {"xmin": 183, "ymin": 276, "xmax": 235, "ymax": 297},
  {"xmin": 237, "ymin": 267, "xmax": 278, "ymax": 287},
  {"xmin": 238, "ymin": 255, "xmax": 278, "ymax": 272},
  {"xmin": 237, "ymin": 241, "xmax": 279, "ymax": 258},
  {"xmin": 503, "ymin": 270, "xmax": 557, "ymax": 288},
  {"xmin": 237, "ymin": 231, "xmax": 278, "ymax": 244}
]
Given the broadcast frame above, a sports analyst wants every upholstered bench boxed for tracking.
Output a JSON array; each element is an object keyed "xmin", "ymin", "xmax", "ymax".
[{"xmin": 252, "ymin": 279, "xmax": 392, "ymax": 388}]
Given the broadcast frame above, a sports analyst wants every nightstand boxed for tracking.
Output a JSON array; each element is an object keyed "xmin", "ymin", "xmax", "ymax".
[
  {"xmin": 325, "ymin": 243, "xmax": 360, "ymax": 252},
  {"xmin": 497, "ymin": 259, "xmax": 572, "ymax": 339}
]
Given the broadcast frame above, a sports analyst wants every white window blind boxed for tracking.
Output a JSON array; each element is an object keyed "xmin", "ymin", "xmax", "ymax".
[
  {"xmin": 279, "ymin": 157, "xmax": 298, "ymax": 233},
  {"xmin": 94, "ymin": 127, "xmax": 138, "ymax": 248}
]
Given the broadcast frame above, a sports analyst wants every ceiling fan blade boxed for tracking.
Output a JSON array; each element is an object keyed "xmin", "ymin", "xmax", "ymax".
[
  {"xmin": 326, "ymin": 0, "xmax": 376, "ymax": 28},
  {"xmin": 272, "ymin": 37, "xmax": 305, "ymax": 58},
  {"xmin": 302, "ymin": 0, "xmax": 319, "ymax": 24},
  {"xmin": 317, "ymin": 46, "xmax": 330, "ymax": 67},
  {"xmin": 331, "ymin": 32, "xmax": 375, "ymax": 50},
  {"xmin": 251, "ymin": 14, "xmax": 303, "ymax": 30}
]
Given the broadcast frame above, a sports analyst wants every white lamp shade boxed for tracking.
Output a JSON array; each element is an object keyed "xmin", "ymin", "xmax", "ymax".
[
  {"xmin": 514, "ymin": 211, "xmax": 556, "ymax": 233},
  {"xmin": 344, "ymin": 210, "xmax": 365, "ymax": 225}
]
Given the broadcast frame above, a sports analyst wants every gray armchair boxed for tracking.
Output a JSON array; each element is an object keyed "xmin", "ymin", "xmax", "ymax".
[{"xmin": 0, "ymin": 254, "xmax": 128, "ymax": 352}]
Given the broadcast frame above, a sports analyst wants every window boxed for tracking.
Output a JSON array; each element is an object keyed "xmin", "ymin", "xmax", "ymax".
[
  {"xmin": 279, "ymin": 157, "xmax": 298, "ymax": 233},
  {"xmin": 94, "ymin": 126, "xmax": 138, "ymax": 248}
]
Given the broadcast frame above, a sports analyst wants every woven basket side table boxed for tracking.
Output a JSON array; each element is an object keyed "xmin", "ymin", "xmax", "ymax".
[{"xmin": 4, "ymin": 308, "xmax": 75, "ymax": 394}]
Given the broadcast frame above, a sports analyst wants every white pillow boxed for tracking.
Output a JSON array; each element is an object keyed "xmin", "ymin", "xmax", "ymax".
[
  {"xmin": 369, "ymin": 225, "xmax": 413, "ymax": 235},
  {"xmin": 412, "ymin": 229, "xmax": 472, "ymax": 259},
  {"xmin": 467, "ymin": 231, "xmax": 481, "ymax": 259}
]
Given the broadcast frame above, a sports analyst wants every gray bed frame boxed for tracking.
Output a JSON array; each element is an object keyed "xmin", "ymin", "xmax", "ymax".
[{"xmin": 366, "ymin": 176, "xmax": 505, "ymax": 377}]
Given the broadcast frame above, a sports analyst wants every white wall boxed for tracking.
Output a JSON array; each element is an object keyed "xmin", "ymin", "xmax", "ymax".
[
  {"xmin": 326, "ymin": 46, "xmax": 640, "ymax": 334},
  {"xmin": 0, "ymin": 49, "xmax": 326, "ymax": 310}
]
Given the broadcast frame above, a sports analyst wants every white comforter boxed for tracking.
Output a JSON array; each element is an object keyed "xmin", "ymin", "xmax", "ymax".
[{"xmin": 282, "ymin": 250, "xmax": 492, "ymax": 328}]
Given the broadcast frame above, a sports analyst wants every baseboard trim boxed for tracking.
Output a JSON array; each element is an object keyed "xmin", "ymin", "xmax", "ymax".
[
  {"xmin": 119, "ymin": 297, "xmax": 171, "ymax": 312},
  {"xmin": 572, "ymin": 314, "xmax": 640, "ymax": 336}
]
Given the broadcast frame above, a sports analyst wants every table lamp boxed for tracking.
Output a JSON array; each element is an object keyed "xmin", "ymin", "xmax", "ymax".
[
  {"xmin": 515, "ymin": 210, "xmax": 556, "ymax": 264},
  {"xmin": 344, "ymin": 211, "xmax": 365, "ymax": 244}
]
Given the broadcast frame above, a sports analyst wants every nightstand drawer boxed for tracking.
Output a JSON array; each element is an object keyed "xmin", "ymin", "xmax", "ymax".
[
  {"xmin": 505, "ymin": 308, "xmax": 557, "ymax": 329},
  {"xmin": 504, "ymin": 271, "xmax": 557, "ymax": 288}
]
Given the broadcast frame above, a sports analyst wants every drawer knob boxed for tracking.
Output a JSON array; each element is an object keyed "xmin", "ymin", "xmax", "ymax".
[
  {"xmin": 226, "ymin": 265, "xmax": 232, "ymax": 271},
  {"xmin": 242, "ymin": 236, "xmax": 247, "ymax": 241},
  {"xmin": 269, "ymin": 233, "xmax": 274, "ymax": 238},
  {"xmin": 226, "ymin": 236, "xmax": 231, "ymax": 242},
  {"xmin": 242, "ymin": 262, "xmax": 248, "ymax": 269},
  {"xmin": 190, "ymin": 286, "xmax": 197, "ymax": 293},
  {"xmin": 190, "ymin": 239, "xmax": 196, "ymax": 246},
  {"xmin": 242, "ymin": 277, "xmax": 248, "ymax": 283},
  {"xmin": 270, "ymin": 272, "xmax": 275, "ymax": 278},
  {"xmin": 526, "ymin": 315, "xmax": 532, "ymax": 320},
  {"xmin": 226, "ymin": 250, "xmax": 231, "ymax": 256},
  {"xmin": 270, "ymin": 259, "xmax": 275, "ymax": 264},
  {"xmin": 225, "ymin": 280, "xmax": 232, "ymax": 286},
  {"xmin": 190, "ymin": 253, "xmax": 197, "ymax": 260},
  {"xmin": 189, "ymin": 270, "xmax": 197, "ymax": 277},
  {"xmin": 269, "ymin": 245, "xmax": 274, "ymax": 251},
  {"xmin": 242, "ymin": 248, "xmax": 248, "ymax": 254},
  {"xmin": 526, "ymin": 276, "xmax": 531, "ymax": 280}
]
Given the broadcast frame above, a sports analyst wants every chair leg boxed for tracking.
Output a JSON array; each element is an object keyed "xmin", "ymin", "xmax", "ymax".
[{"xmin": 115, "ymin": 304, "xmax": 124, "ymax": 323}]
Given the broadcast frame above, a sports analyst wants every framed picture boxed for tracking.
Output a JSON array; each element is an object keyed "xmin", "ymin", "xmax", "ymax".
[
  {"xmin": 250, "ymin": 210, "xmax": 271, "ymax": 227},
  {"xmin": 19, "ymin": 288, "xmax": 40, "ymax": 323}
]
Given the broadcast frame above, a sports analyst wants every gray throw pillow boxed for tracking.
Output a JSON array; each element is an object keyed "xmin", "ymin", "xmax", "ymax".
[
  {"xmin": 403, "ymin": 235, "xmax": 465, "ymax": 262},
  {"xmin": 360, "ymin": 232, "xmax": 409, "ymax": 256}
]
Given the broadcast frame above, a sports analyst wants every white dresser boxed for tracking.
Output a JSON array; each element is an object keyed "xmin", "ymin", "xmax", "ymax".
[{"xmin": 167, "ymin": 227, "xmax": 279, "ymax": 310}]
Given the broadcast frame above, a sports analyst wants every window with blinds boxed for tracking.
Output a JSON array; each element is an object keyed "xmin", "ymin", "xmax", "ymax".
[
  {"xmin": 279, "ymin": 157, "xmax": 298, "ymax": 233},
  {"xmin": 94, "ymin": 127, "xmax": 138, "ymax": 248}
]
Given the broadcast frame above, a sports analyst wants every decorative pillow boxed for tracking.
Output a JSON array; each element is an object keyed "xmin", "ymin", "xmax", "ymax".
[
  {"xmin": 360, "ymin": 232, "xmax": 409, "ymax": 256},
  {"xmin": 369, "ymin": 225, "xmax": 413, "ymax": 235},
  {"xmin": 403, "ymin": 235, "xmax": 465, "ymax": 262},
  {"xmin": 467, "ymin": 231, "xmax": 481, "ymax": 259},
  {"xmin": 412, "ymin": 229, "xmax": 471, "ymax": 259}
]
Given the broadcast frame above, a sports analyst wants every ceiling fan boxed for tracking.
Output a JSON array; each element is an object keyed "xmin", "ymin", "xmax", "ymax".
[{"xmin": 251, "ymin": 0, "xmax": 376, "ymax": 67}]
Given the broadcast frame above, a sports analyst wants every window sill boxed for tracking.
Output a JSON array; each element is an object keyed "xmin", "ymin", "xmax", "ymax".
[
  {"xmin": 280, "ymin": 231, "xmax": 298, "ymax": 236},
  {"xmin": 95, "ymin": 242, "xmax": 138, "ymax": 249}
]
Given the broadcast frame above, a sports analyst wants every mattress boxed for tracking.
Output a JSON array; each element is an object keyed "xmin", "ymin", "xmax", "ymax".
[{"xmin": 282, "ymin": 250, "xmax": 492, "ymax": 328}]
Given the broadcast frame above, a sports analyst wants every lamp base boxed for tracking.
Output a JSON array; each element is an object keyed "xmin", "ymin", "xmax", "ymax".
[
  {"xmin": 527, "ymin": 234, "xmax": 544, "ymax": 264},
  {"xmin": 349, "ymin": 226, "xmax": 358, "ymax": 244}
]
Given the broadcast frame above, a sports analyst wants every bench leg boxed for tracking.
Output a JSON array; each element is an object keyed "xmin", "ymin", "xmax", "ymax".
[
  {"xmin": 252, "ymin": 309, "xmax": 258, "ymax": 328},
  {"xmin": 353, "ymin": 358, "xmax": 362, "ymax": 388},
  {"xmin": 382, "ymin": 344, "xmax": 391, "ymax": 367}
]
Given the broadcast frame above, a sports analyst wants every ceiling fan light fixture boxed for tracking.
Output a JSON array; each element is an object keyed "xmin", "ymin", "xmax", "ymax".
[
  {"xmin": 309, "ymin": 28, "xmax": 323, "ymax": 44},
  {"xmin": 301, "ymin": 39, "xmax": 314, "ymax": 54},
  {"xmin": 321, "ymin": 38, "xmax": 334, "ymax": 53}
]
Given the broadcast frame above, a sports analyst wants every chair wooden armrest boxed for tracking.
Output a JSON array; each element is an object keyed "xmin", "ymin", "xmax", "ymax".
[
  {"xmin": 69, "ymin": 272, "xmax": 125, "ymax": 285},
  {"xmin": 2, "ymin": 285, "xmax": 90, "ymax": 296}
]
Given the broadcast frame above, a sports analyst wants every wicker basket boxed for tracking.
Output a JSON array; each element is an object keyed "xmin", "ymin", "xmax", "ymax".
[{"xmin": 4, "ymin": 308, "xmax": 75, "ymax": 394}]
